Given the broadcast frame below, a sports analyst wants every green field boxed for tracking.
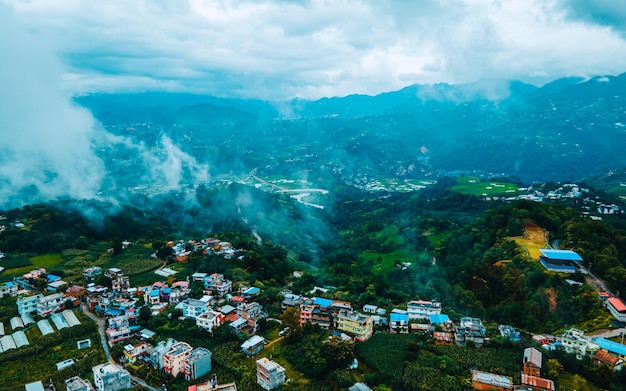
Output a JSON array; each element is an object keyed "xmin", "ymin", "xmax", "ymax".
[
  {"xmin": 451, "ymin": 176, "xmax": 520, "ymax": 196},
  {"xmin": 0, "ymin": 253, "xmax": 64, "ymax": 278},
  {"xmin": 360, "ymin": 249, "xmax": 420, "ymax": 274}
]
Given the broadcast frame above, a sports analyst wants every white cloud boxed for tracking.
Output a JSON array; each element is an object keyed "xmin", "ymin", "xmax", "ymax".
[{"xmin": 4, "ymin": 0, "xmax": 626, "ymax": 99}]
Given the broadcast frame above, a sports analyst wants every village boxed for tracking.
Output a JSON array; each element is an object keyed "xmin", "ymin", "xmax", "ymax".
[{"xmin": 1, "ymin": 234, "xmax": 626, "ymax": 391}]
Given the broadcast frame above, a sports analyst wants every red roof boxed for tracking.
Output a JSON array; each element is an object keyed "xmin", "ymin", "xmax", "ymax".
[
  {"xmin": 608, "ymin": 297, "xmax": 626, "ymax": 312},
  {"xmin": 521, "ymin": 375, "xmax": 555, "ymax": 391}
]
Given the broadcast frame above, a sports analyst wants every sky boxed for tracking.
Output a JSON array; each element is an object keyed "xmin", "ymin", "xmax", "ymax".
[{"xmin": 4, "ymin": 0, "xmax": 626, "ymax": 100}]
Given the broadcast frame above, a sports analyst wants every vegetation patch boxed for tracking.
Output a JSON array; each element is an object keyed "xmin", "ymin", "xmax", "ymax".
[
  {"xmin": 0, "ymin": 255, "xmax": 33, "ymax": 269},
  {"xmin": 355, "ymin": 333, "xmax": 415, "ymax": 381},
  {"xmin": 451, "ymin": 176, "xmax": 519, "ymax": 196}
]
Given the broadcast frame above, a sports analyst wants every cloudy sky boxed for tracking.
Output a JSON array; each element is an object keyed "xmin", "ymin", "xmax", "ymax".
[{"xmin": 4, "ymin": 0, "xmax": 626, "ymax": 100}]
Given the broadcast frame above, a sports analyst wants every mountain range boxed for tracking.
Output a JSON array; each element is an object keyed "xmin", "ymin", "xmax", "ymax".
[{"xmin": 77, "ymin": 72, "xmax": 626, "ymax": 187}]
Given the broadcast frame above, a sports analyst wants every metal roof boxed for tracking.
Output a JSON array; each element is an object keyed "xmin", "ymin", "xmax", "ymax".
[{"xmin": 539, "ymin": 249, "xmax": 583, "ymax": 261}]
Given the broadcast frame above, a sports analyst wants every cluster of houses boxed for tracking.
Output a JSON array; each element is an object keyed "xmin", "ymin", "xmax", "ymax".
[
  {"xmin": 531, "ymin": 328, "xmax": 626, "ymax": 371},
  {"xmin": 158, "ymin": 238, "xmax": 243, "ymax": 262},
  {"xmin": 471, "ymin": 347, "xmax": 555, "ymax": 391}
]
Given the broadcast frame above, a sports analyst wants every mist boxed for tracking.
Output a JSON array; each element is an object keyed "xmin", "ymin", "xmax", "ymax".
[{"xmin": 0, "ymin": 8, "xmax": 105, "ymax": 208}]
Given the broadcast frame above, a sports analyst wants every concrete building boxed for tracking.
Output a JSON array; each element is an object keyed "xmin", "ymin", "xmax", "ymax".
[
  {"xmin": 37, "ymin": 293, "xmax": 65, "ymax": 317},
  {"xmin": 0, "ymin": 281, "xmax": 18, "ymax": 298},
  {"xmin": 241, "ymin": 335, "xmax": 266, "ymax": 356},
  {"xmin": 406, "ymin": 300, "xmax": 442, "ymax": 320},
  {"xmin": 335, "ymin": 310, "xmax": 374, "ymax": 341},
  {"xmin": 92, "ymin": 363, "xmax": 131, "ymax": 391},
  {"xmin": 455, "ymin": 317, "xmax": 486, "ymax": 347},
  {"xmin": 163, "ymin": 341, "xmax": 193, "ymax": 377},
  {"xmin": 471, "ymin": 370, "xmax": 512, "ymax": 391},
  {"xmin": 184, "ymin": 347, "xmax": 212, "ymax": 381},
  {"xmin": 196, "ymin": 310, "xmax": 225, "ymax": 332},
  {"xmin": 203, "ymin": 273, "xmax": 232, "ymax": 295},
  {"xmin": 389, "ymin": 312, "xmax": 409, "ymax": 334},
  {"xmin": 147, "ymin": 338, "xmax": 178, "ymax": 369},
  {"xmin": 65, "ymin": 376, "xmax": 95, "ymax": 391},
  {"xmin": 256, "ymin": 358, "xmax": 286, "ymax": 390},
  {"xmin": 17, "ymin": 294, "xmax": 43, "ymax": 316},
  {"xmin": 182, "ymin": 298, "xmax": 209, "ymax": 320},
  {"xmin": 561, "ymin": 328, "xmax": 598, "ymax": 358}
]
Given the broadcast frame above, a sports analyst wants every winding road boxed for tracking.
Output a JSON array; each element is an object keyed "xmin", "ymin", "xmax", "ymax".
[{"xmin": 81, "ymin": 302, "xmax": 159, "ymax": 391}]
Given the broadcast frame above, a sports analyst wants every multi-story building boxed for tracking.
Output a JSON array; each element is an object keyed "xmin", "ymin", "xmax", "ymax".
[
  {"xmin": 17, "ymin": 294, "xmax": 43, "ymax": 315},
  {"xmin": 471, "ymin": 370, "xmax": 512, "ymax": 391},
  {"xmin": 105, "ymin": 316, "xmax": 135, "ymax": 346},
  {"xmin": 299, "ymin": 297, "xmax": 333, "ymax": 329},
  {"xmin": 92, "ymin": 363, "xmax": 131, "ymax": 391},
  {"xmin": 335, "ymin": 310, "xmax": 373, "ymax": 342},
  {"xmin": 389, "ymin": 312, "xmax": 409, "ymax": 334},
  {"xmin": 182, "ymin": 298, "xmax": 209, "ymax": 320},
  {"xmin": 123, "ymin": 341, "xmax": 152, "ymax": 364},
  {"xmin": 196, "ymin": 310, "xmax": 225, "ymax": 332},
  {"xmin": 65, "ymin": 376, "xmax": 95, "ymax": 391},
  {"xmin": 147, "ymin": 338, "xmax": 178, "ymax": 370},
  {"xmin": 241, "ymin": 335, "xmax": 266, "ymax": 356},
  {"xmin": 83, "ymin": 266, "xmax": 102, "ymax": 281},
  {"xmin": 37, "ymin": 293, "xmax": 65, "ymax": 317},
  {"xmin": 163, "ymin": 341, "xmax": 193, "ymax": 377},
  {"xmin": 256, "ymin": 358, "xmax": 286, "ymax": 390},
  {"xmin": 561, "ymin": 328, "xmax": 598, "ymax": 358},
  {"xmin": 112, "ymin": 275, "xmax": 130, "ymax": 293},
  {"xmin": 455, "ymin": 317, "xmax": 487, "ymax": 347},
  {"xmin": 406, "ymin": 300, "xmax": 442, "ymax": 320},
  {"xmin": 0, "ymin": 281, "xmax": 18, "ymax": 298},
  {"xmin": 204, "ymin": 273, "xmax": 232, "ymax": 295},
  {"xmin": 184, "ymin": 347, "xmax": 212, "ymax": 381}
]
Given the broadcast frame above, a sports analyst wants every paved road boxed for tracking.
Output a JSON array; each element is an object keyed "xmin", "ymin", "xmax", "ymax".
[
  {"xmin": 588, "ymin": 328, "xmax": 626, "ymax": 339},
  {"xmin": 81, "ymin": 302, "xmax": 159, "ymax": 391}
]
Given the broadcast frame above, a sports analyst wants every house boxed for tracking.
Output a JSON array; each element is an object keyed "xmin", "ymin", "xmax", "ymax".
[
  {"xmin": 406, "ymin": 300, "xmax": 442, "ymax": 320},
  {"xmin": 433, "ymin": 331, "xmax": 454, "ymax": 345},
  {"xmin": 182, "ymin": 298, "xmax": 209, "ymax": 320},
  {"xmin": 17, "ymin": 294, "xmax": 43, "ymax": 315},
  {"xmin": 196, "ymin": 310, "xmax": 225, "ymax": 333},
  {"xmin": 280, "ymin": 292, "xmax": 304, "ymax": 311},
  {"xmin": 593, "ymin": 349, "xmax": 625, "ymax": 370},
  {"xmin": 498, "ymin": 325, "xmax": 521, "ymax": 342},
  {"xmin": 592, "ymin": 337, "xmax": 626, "ymax": 361},
  {"xmin": 37, "ymin": 293, "xmax": 64, "ymax": 317},
  {"xmin": 163, "ymin": 341, "xmax": 193, "ymax": 377},
  {"xmin": 299, "ymin": 297, "xmax": 334, "ymax": 329},
  {"xmin": 539, "ymin": 249, "xmax": 581, "ymax": 273},
  {"xmin": 83, "ymin": 266, "xmax": 102, "ymax": 281},
  {"xmin": 471, "ymin": 370, "xmax": 512, "ymax": 391},
  {"xmin": 606, "ymin": 297, "xmax": 626, "ymax": 322},
  {"xmin": 0, "ymin": 281, "xmax": 18, "ymax": 298},
  {"xmin": 362, "ymin": 304, "xmax": 378, "ymax": 314},
  {"xmin": 92, "ymin": 363, "xmax": 131, "ymax": 391},
  {"xmin": 65, "ymin": 376, "xmax": 94, "ymax": 391},
  {"xmin": 455, "ymin": 317, "xmax": 486, "ymax": 347},
  {"xmin": 256, "ymin": 358, "xmax": 286, "ymax": 390},
  {"xmin": 335, "ymin": 310, "xmax": 373, "ymax": 342},
  {"xmin": 184, "ymin": 347, "xmax": 212, "ymax": 381},
  {"xmin": 66, "ymin": 285, "xmax": 87, "ymax": 299},
  {"xmin": 204, "ymin": 273, "xmax": 232, "ymax": 295},
  {"xmin": 389, "ymin": 313, "xmax": 409, "ymax": 334},
  {"xmin": 520, "ymin": 374, "xmax": 555, "ymax": 391},
  {"xmin": 561, "ymin": 328, "xmax": 598, "ymax": 358},
  {"xmin": 237, "ymin": 301, "xmax": 264, "ymax": 332},
  {"xmin": 123, "ymin": 341, "xmax": 152, "ymax": 364},
  {"xmin": 523, "ymin": 347, "xmax": 543, "ymax": 377},
  {"xmin": 105, "ymin": 316, "xmax": 137, "ymax": 346},
  {"xmin": 241, "ymin": 335, "xmax": 265, "ymax": 356},
  {"xmin": 147, "ymin": 338, "xmax": 178, "ymax": 369}
]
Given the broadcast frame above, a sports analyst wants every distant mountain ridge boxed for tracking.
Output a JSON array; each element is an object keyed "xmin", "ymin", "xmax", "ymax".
[{"xmin": 77, "ymin": 72, "xmax": 626, "ymax": 184}]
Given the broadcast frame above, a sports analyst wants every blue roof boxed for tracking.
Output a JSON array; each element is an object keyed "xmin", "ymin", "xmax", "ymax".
[
  {"xmin": 161, "ymin": 288, "xmax": 172, "ymax": 294},
  {"xmin": 594, "ymin": 338, "xmax": 626, "ymax": 357},
  {"xmin": 429, "ymin": 314, "xmax": 450, "ymax": 324},
  {"xmin": 313, "ymin": 297, "xmax": 333, "ymax": 308},
  {"xmin": 149, "ymin": 290, "xmax": 160, "ymax": 297},
  {"xmin": 105, "ymin": 309, "xmax": 122, "ymax": 316},
  {"xmin": 540, "ymin": 249, "xmax": 583, "ymax": 261},
  {"xmin": 390, "ymin": 313, "xmax": 409, "ymax": 322},
  {"xmin": 245, "ymin": 287, "xmax": 260, "ymax": 295},
  {"xmin": 6, "ymin": 282, "xmax": 13, "ymax": 287},
  {"xmin": 47, "ymin": 274, "xmax": 61, "ymax": 282}
]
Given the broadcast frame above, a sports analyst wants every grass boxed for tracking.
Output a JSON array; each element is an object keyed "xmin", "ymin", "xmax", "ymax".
[
  {"xmin": 359, "ymin": 249, "xmax": 416, "ymax": 274},
  {"xmin": 0, "ymin": 253, "xmax": 64, "ymax": 279},
  {"xmin": 424, "ymin": 229, "xmax": 454, "ymax": 248},
  {"xmin": 451, "ymin": 176, "xmax": 520, "ymax": 196},
  {"xmin": 511, "ymin": 236, "xmax": 546, "ymax": 260}
]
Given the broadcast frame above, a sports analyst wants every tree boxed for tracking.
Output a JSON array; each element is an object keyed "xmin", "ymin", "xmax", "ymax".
[{"xmin": 547, "ymin": 358, "xmax": 564, "ymax": 380}]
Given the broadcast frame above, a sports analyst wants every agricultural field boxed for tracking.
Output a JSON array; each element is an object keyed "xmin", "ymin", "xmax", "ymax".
[
  {"xmin": 451, "ymin": 176, "xmax": 520, "ymax": 196},
  {"xmin": 0, "ymin": 253, "xmax": 64, "ymax": 281}
]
